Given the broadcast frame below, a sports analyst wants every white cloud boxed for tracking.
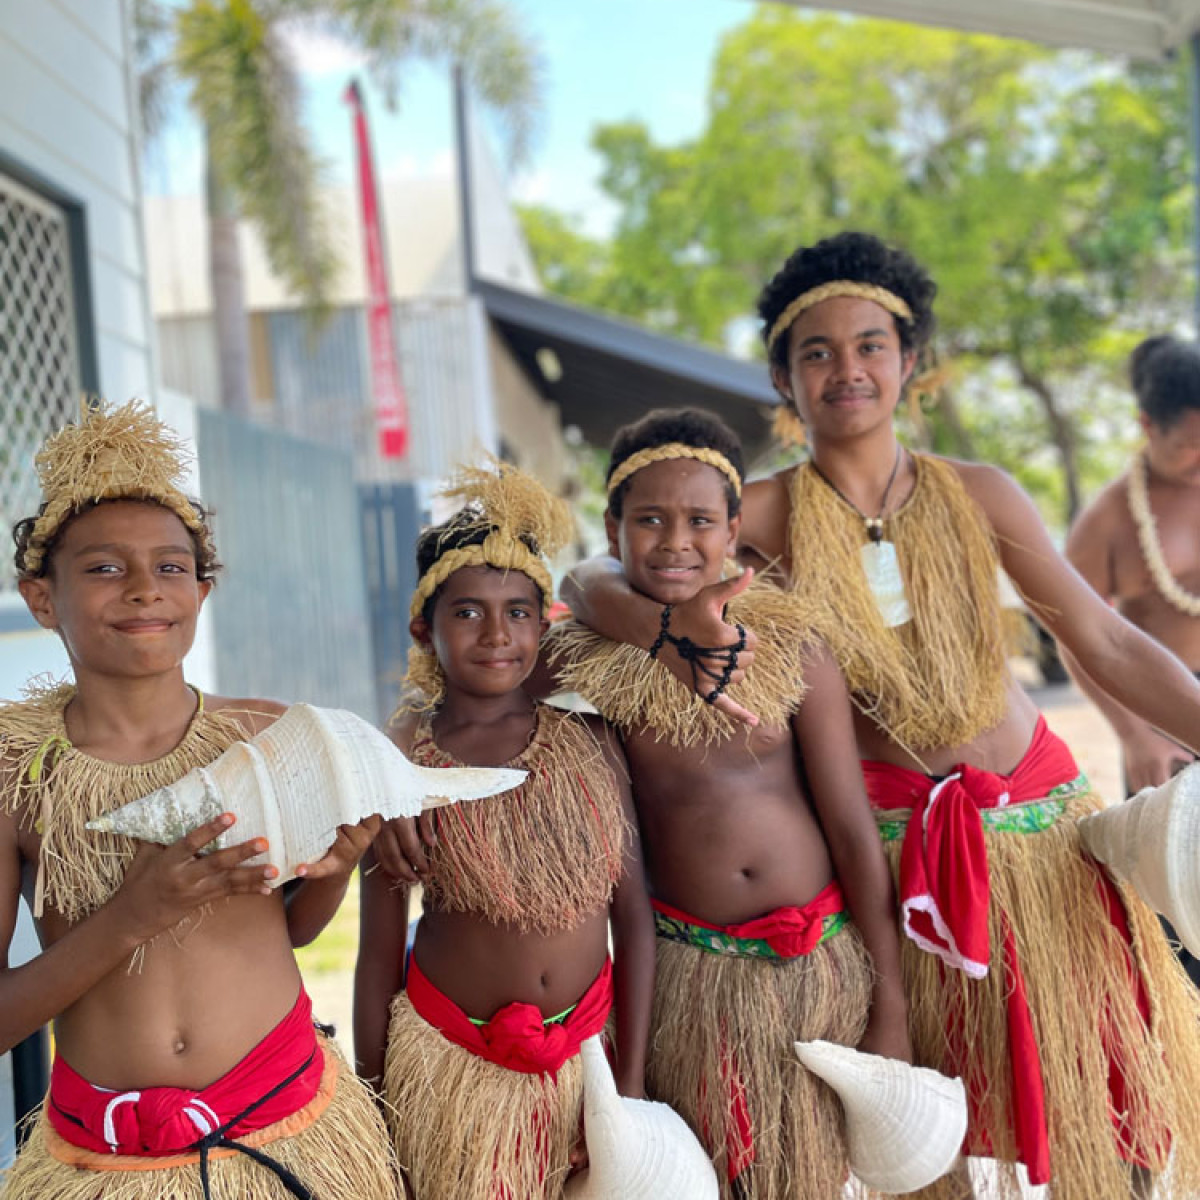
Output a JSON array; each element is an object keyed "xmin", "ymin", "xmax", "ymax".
[{"xmin": 279, "ymin": 22, "xmax": 369, "ymax": 77}]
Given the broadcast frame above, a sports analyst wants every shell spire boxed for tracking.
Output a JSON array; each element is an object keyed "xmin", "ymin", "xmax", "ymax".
[
  {"xmin": 793, "ymin": 1040, "xmax": 966, "ymax": 1192},
  {"xmin": 563, "ymin": 1036, "xmax": 719, "ymax": 1199},
  {"xmin": 438, "ymin": 456, "xmax": 574, "ymax": 560},
  {"xmin": 86, "ymin": 704, "xmax": 526, "ymax": 886}
]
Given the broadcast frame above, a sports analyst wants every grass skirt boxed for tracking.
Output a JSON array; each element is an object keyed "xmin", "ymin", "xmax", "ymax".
[
  {"xmin": 383, "ymin": 991, "xmax": 587, "ymax": 1200},
  {"xmin": 0, "ymin": 1039, "xmax": 399, "ymax": 1199},
  {"xmin": 879, "ymin": 789, "xmax": 1200, "ymax": 1200},
  {"xmin": 647, "ymin": 924, "xmax": 873, "ymax": 1200}
]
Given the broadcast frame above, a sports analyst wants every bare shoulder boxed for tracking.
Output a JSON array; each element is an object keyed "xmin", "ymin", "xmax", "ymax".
[
  {"xmin": 204, "ymin": 695, "xmax": 288, "ymax": 739},
  {"xmin": 1068, "ymin": 475, "xmax": 1131, "ymax": 541},
  {"xmin": 937, "ymin": 456, "xmax": 1042, "ymax": 530},
  {"xmin": 741, "ymin": 467, "xmax": 797, "ymax": 562},
  {"xmin": 387, "ymin": 709, "xmax": 421, "ymax": 756}
]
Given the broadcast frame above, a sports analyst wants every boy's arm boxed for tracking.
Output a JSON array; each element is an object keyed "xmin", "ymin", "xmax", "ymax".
[
  {"xmin": 963, "ymin": 462, "xmax": 1200, "ymax": 757},
  {"xmin": 353, "ymin": 845, "xmax": 409, "ymax": 1091},
  {"xmin": 561, "ymin": 558, "xmax": 760, "ymax": 725},
  {"xmin": 590, "ymin": 717, "xmax": 654, "ymax": 1099},
  {"xmin": 792, "ymin": 644, "xmax": 910, "ymax": 1062},
  {"xmin": 285, "ymin": 817, "xmax": 381, "ymax": 948},
  {"xmin": 1062, "ymin": 493, "xmax": 1194, "ymax": 791},
  {"xmin": 0, "ymin": 806, "xmax": 276, "ymax": 1054}
]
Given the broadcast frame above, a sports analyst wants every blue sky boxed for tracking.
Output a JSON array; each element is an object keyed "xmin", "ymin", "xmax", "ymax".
[{"xmin": 143, "ymin": 0, "xmax": 753, "ymax": 235}]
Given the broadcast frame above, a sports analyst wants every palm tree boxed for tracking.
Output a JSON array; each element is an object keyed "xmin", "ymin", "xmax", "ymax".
[{"xmin": 136, "ymin": 0, "xmax": 541, "ymax": 418}]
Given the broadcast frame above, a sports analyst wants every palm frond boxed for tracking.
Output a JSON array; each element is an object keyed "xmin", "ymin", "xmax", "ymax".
[
  {"xmin": 176, "ymin": 0, "xmax": 340, "ymax": 310},
  {"xmin": 285, "ymin": 0, "xmax": 543, "ymax": 165}
]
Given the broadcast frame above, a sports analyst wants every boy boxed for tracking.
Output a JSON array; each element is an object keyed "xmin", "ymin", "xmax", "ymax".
[
  {"xmin": 354, "ymin": 460, "xmax": 653, "ymax": 1200},
  {"xmin": 567, "ymin": 234, "xmax": 1200, "ymax": 1198},
  {"xmin": 0, "ymin": 402, "xmax": 396, "ymax": 1199},
  {"xmin": 548, "ymin": 409, "xmax": 909, "ymax": 1199}
]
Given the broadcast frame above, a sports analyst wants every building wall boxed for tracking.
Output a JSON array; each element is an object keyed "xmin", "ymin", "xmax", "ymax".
[
  {"xmin": 0, "ymin": 0, "xmax": 155, "ymax": 403},
  {"xmin": 488, "ymin": 327, "xmax": 566, "ymax": 490}
]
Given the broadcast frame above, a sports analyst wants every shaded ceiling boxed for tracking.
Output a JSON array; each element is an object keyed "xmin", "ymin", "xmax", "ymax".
[
  {"xmin": 477, "ymin": 280, "xmax": 779, "ymax": 461},
  {"xmin": 776, "ymin": 1, "xmax": 1200, "ymax": 59}
]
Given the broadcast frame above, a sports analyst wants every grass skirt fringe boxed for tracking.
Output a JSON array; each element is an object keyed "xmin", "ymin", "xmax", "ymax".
[
  {"xmin": 383, "ymin": 991, "xmax": 586, "ymax": 1200},
  {"xmin": 647, "ymin": 925, "xmax": 873, "ymax": 1200},
  {"xmin": 0, "ymin": 1040, "xmax": 399, "ymax": 1200},
  {"xmin": 882, "ymin": 791, "xmax": 1200, "ymax": 1200}
]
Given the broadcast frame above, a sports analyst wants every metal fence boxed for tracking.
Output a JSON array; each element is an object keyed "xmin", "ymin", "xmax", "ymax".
[
  {"xmin": 359, "ymin": 482, "xmax": 426, "ymax": 724},
  {"xmin": 0, "ymin": 173, "xmax": 83, "ymax": 593},
  {"xmin": 195, "ymin": 408, "xmax": 376, "ymax": 718}
]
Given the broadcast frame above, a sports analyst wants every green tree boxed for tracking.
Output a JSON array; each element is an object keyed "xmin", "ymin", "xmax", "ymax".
[
  {"xmin": 137, "ymin": 0, "xmax": 541, "ymax": 418},
  {"xmin": 521, "ymin": 7, "xmax": 1192, "ymax": 523}
]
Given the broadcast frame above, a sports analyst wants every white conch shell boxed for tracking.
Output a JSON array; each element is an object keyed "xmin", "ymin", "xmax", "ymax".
[
  {"xmin": 86, "ymin": 703, "xmax": 525, "ymax": 885},
  {"xmin": 1078, "ymin": 763, "xmax": 1200, "ymax": 957},
  {"xmin": 794, "ymin": 1039, "xmax": 967, "ymax": 1193},
  {"xmin": 563, "ymin": 1036, "xmax": 719, "ymax": 1200}
]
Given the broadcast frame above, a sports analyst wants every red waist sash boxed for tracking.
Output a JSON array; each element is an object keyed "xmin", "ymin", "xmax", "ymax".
[
  {"xmin": 47, "ymin": 988, "xmax": 322, "ymax": 1157},
  {"xmin": 651, "ymin": 881, "xmax": 847, "ymax": 959},
  {"xmin": 863, "ymin": 716, "xmax": 1078, "ymax": 978},
  {"xmin": 863, "ymin": 718, "xmax": 1086, "ymax": 1186},
  {"xmin": 406, "ymin": 956, "xmax": 613, "ymax": 1079}
]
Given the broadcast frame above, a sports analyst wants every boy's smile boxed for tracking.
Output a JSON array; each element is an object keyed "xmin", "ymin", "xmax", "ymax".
[
  {"xmin": 412, "ymin": 564, "xmax": 546, "ymax": 699},
  {"xmin": 606, "ymin": 458, "xmax": 740, "ymax": 606},
  {"xmin": 771, "ymin": 295, "xmax": 915, "ymax": 444},
  {"xmin": 19, "ymin": 500, "xmax": 209, "ymax": 680}
]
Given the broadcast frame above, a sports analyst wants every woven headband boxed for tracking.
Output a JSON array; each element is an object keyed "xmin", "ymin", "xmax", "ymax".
[
  {"xmin": 766, "ymin": 281, "xmax": 914, "ymax": 352},
  {"xmin": 606, "ymin": 444, "xmax": 743, "ymax": 500},
  {"xmin": 19, "ymin": 401, "xmax": 211, "ymax": 577},
  {"xmin": 409, "ymin": 531, "xmax": 553, "ymax": 620}
]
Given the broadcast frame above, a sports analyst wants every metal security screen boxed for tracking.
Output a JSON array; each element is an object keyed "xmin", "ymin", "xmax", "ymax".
[{"xmin": 0, "ymin": 172, "xmax": 82, "ymax": 592}]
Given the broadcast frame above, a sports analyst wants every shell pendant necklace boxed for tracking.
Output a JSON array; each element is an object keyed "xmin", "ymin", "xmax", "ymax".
[{"xmin": 810, "ymin": 444, "xmax": 913, "ymax": 627}]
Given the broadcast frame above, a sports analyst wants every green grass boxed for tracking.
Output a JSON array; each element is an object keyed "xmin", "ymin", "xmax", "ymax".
[{"xmin": 294, "ymin": 872, "xmax": 361, "ymax": 976}]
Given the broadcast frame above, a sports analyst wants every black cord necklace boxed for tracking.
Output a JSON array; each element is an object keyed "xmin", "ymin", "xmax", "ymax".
[{"xmin": 808, "ymin": 443, "xmax": 905, "ymax": 543}]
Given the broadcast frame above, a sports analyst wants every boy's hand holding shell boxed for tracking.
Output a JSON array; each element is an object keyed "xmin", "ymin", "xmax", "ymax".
[{"xmin": 86, "ymin": 705, "xmax": 526, "ymax": 886}]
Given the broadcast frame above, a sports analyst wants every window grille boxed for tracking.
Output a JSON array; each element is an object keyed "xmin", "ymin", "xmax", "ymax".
[{"xmin": 0, "ymin": 173, "xmax": 82, "ymax": 591}]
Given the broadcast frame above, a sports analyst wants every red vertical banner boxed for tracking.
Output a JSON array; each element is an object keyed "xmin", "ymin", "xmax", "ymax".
[{"xmin": 345, "ymin": 80, "xmax": 409, "ymax": 460}]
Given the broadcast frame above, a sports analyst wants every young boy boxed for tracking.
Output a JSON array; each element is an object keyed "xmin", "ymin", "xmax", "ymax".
[
  {"xmin": 547, "ymin": 409, "xmax": 909, "ymax": 1200},
  {"xmin": 0, "ymin": 402, "xmax": 397, "ymax": 1199},
  {"xmin": 353, "ymin": 460, "xmax": 653, "ymax": 1200},
  {"xmin": 568, "ymin": 235, "xmax": 1200, "ymax": 1198}
]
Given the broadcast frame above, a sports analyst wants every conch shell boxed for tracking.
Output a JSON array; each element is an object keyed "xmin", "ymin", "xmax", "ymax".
[
  {"xmin": 1078, "ymin": 763, "xmax": 1200, "ymax": 957},
  {"xmin": 563, "ymin": 1036, "xmax": 719, "ymax": 1200},
  {"xmin": 86, "ymin": 703, "xmax": 525, "ymax": 884},
  {"xmin": 794, "ymin": 1040, "xmax": 967, "ymax": 1193}
]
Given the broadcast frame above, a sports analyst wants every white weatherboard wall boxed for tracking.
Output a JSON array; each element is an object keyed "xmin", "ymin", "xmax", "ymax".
[
  {"xmin": 0, "ymin": 1, "xmax": 156, "ymax": 1168},
  {"xmin": 0, "ymin": 0, "xmax": 158, "ymax": 687},
  {"xmin": 0, "ymin": 0, "xmax": 156, "ymax": 405}
]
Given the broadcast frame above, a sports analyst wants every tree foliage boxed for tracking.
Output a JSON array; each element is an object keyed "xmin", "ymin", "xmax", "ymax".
[
  {"xmin": 520, "ymin": 7, "xmax": 1193, "ymax": 523},
  {"xmin": 136, "ymin": 0, "xmax": 541, "ymax": 413}
]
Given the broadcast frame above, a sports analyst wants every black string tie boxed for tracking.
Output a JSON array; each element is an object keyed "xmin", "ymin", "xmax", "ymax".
[
  {"xmin": 647, "ymin": 604, "xmax": 747, "ymax": 705},
  {"xmin": 193, "ymin": 1046, "xmax": 320, "ymax": 1200}
]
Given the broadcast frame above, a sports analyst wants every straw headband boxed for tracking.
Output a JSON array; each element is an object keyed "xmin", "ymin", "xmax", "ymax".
[
  {"xmin": 408, "ymin": 533, "xmax": 553, "ymax": 620},
  {"xmin": 19, "ymin": 400, "xmax": 210, "ymax": 577},
  {"xmin": 766, "ymin": 281, "xmax": 914, "ymax": 352},
  {"xmin": 606, "ymin": 444, "xmax": 743, "ymax": 500}
]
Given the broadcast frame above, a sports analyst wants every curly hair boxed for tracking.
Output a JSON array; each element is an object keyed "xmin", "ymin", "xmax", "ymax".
[
  {"xmin": 757, "ymin": 231, "xmax": 938, "ymax": 371},
  {"xmin": 606, "ymin": 407, "xmax": 744, "ymax": 519},
  {"xmin": 12, "ymin": 497, "xmax": 222, "ymax": 583},
  {"xmin": 1129, "ymin": 335, "xmax": 1200, "ymax": 429},
  {"xmin": 414, "ymin": 511, "xmax": 543, "ymax": 622}
]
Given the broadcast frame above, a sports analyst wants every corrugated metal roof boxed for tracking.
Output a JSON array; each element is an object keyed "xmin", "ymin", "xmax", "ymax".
[{"xmin": 776, "ymin": 2, "xmax": 1200, "ymax": 59}]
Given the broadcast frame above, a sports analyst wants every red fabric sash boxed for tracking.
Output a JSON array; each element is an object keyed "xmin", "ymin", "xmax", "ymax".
[
  {"xmin": 406, "ymin": 956, "xmax": 613, "ymax": 1079},
  {"xmin": 863, "ymin": 718, "xmax": 1101, "ymax": 1186},
  {"xmin": 47, "ymin": 988, "xmax": 323, "ymax": 1157},
  {"xmin": 864, "ymin": 717, "xmax": 1078, "ymax": 981},
  {"xmin": 651, "ymin": 881, "xmax": 846, "ymax": 959}
]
